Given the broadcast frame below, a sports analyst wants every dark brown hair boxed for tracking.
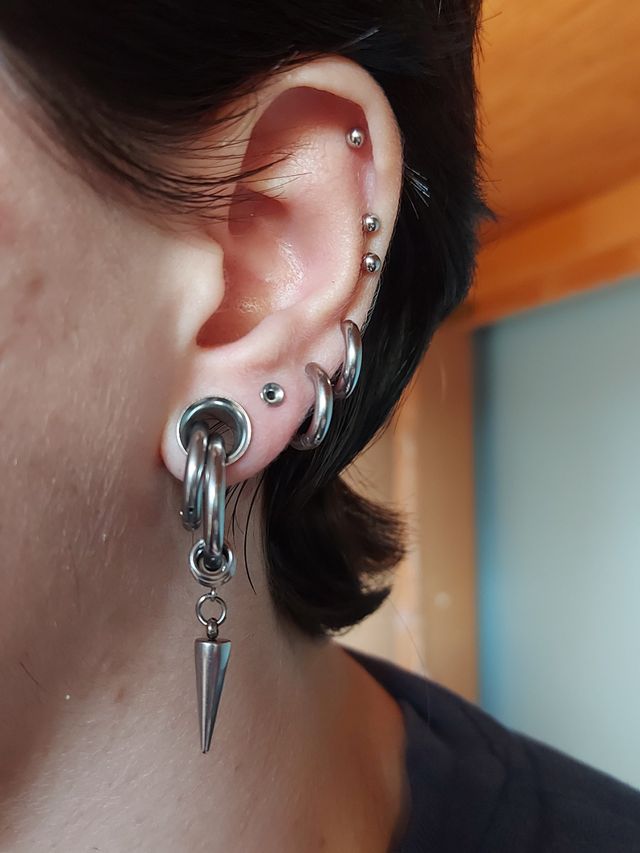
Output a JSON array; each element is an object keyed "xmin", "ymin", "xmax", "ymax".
[{"xmin": 0, "ymin": 0, "xmax": 487, "ymax": 636}]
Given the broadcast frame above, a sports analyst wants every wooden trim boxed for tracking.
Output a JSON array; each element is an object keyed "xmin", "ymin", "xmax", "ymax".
[
  {"xmin": 408, "ymin": 328, "xmax": 478, "ymax": 701},
  {"xmin": 450, "ymin": 174, "xmax": 640, "ymax": 329}
]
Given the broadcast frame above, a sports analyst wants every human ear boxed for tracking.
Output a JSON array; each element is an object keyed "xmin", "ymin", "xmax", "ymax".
[{"xmin": 160, "ymin": 56, "xmax": 403, "ymax": 485}]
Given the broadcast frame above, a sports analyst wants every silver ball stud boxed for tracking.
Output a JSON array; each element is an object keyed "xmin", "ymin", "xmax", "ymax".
[
  {"xmin": 362, "ymin": 214, "xmax": 381, "ymax": 234},
  {"xmin": 362, "ymin": 252, "xmax": 382, "ymax": 274},
  {"xmin": 346, "ymin": 128, "xmax": 366, "ymax": 149},
  {"xmin": 260, "ymin": 382, "xmax": 285, "ymax": 406}
]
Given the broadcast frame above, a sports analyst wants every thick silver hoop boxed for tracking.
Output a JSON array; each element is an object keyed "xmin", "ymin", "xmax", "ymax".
[
  {"xmin": 180, "ymin": 424, "xmax": 208, "ymax": 530},
  {"xmin": 202, "ymin": 435, "xmax": 226, "ymax": 568},
  {"xmin": 177, "ymin": 397, "xmax": 251, "ymax": 465},
  {"xmin": 291, "ymin": 363, "xmax": 334, "ymax": 451},
  {"xmin": 333, "ymin": 320, "xmax": 363, "ymax": 400}
]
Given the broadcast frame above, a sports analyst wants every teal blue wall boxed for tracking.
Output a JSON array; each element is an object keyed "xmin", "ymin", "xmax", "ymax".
[{"xmin": 474, "ymin": 275, "xmax": 640, "ymax": 789}]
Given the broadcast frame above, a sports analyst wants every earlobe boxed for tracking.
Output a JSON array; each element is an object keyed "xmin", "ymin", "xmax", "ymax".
[{"xmin": 160, "ymin": 57, "xmax": 402, "ymax": 487}]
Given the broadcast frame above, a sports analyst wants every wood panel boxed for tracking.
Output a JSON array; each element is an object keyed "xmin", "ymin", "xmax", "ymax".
[
  {"xmin": 453, "ymin": 173, "xmax": 640, "ymax": 328},
  {"xmin": 479, "ymin": 0, "xmax": 640, "ymax": 239}
]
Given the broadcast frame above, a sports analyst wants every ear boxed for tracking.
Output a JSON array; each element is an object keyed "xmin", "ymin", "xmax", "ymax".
[{"xmin": 160, "ymin": 56, "xmax": 403, "ymax": 485}]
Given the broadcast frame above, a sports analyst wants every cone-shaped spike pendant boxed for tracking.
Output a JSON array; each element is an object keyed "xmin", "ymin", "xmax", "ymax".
[{"xmin": 194, "ymin": 638, "xmax": 231, "ymax": 753}]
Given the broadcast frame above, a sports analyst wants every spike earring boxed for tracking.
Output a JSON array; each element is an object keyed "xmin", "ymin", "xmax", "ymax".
[{"xmin": 177, "ymin": 396, "xmax": 252, "ymax": 753}]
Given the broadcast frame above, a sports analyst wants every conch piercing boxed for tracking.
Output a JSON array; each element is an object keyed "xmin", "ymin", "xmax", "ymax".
[
  {"xmin": 346, "ymin": 127, "xmax": 366, "ymax": 148},
  {"xmin": 291, "ymin": 363, "xmax": 334, "ymax": 450},
  {"xmin": 334, "ymin": 320, "xmax": 363, "ymax": 400},
  {"xmin": 177, "ymin": 396, "xmax": 251, "ymax": 753}
]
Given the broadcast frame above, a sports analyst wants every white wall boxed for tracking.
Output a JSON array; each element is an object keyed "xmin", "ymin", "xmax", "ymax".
[{"xmin": 474, "ymin": 275, "xmax": 640, "ymax": 789}]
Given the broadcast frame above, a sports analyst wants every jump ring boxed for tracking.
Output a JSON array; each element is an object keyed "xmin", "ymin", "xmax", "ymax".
[
  {"xmin": 189, "ymin": 539, "xmax": 236, "ymax": 588},
  {"xmin": 290, "ymin": 363, "xmax": 334, "ymax": 451},
  {"xmin": 195, "ymin": 592, "xmax": 227, "ymax": 628},
  {"xmin": 333, "ymin": 320, "xmax": 363, "ymax": 400},
  {"xmin": 180, "ymin": 424, "xmax": 208, "ymax": 530}
]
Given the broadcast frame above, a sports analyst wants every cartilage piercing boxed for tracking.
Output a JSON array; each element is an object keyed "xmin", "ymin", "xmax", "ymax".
[{"xmin": 346, "ymin": 128, "xmax": 366, "ymax": 149}]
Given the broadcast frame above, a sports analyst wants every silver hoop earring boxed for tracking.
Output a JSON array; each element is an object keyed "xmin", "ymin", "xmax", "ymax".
[
  {"xmin": 178, "ymin": 396, "xmax": 250, "ymax": 754},
  {"xmin": 291, "ymin": 363, "xmax": 334, "ymax": 450},
  {"xmin": 334, "ymin": 320, "xmax": 363, "ymax": 400},
  {"xmin": 180, "ymin": 423, "xmax": 208, "ymax": 530}
]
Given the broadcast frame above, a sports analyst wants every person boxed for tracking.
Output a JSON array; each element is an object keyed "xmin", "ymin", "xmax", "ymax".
[{"xmin": 0, "ymin": 2, "xmax": 639, "ymax": 851}]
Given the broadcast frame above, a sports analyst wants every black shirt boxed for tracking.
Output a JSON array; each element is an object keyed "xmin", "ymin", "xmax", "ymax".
[{"xmin": 347, "ymin": 648, "xmax": 640, "ymax": 852}]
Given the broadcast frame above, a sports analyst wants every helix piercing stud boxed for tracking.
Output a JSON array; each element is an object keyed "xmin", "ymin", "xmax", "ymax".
[
  {"xmin": 362, "ymin": 214, "xmax": 381, "ymax": 234},
  {"xmin": 346, "ymin": 128, "xmax": 366, "ymax": 149},
  {"xmin": 362, "ymin": 252, "xmax": 382, "ymax": 274},
  {"xmin": 260, "ymin": 382, "xmax": 285, "ymax": 406}
]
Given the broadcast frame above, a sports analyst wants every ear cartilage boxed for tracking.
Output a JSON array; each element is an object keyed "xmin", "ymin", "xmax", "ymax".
[
  {"xmin": 346, "ymin": 128, "xmax": 366, "ymax": 149},
  {"xmin": 362, "ymin": 252, "xmax": 382, "ymax": 274},
  {"xmin": 260, "ymin": 383, "xmax": 285, "ymax": 407},
  {"xmin": 362, "ymin": 214, "xmax": 381, "ymax": 234}
]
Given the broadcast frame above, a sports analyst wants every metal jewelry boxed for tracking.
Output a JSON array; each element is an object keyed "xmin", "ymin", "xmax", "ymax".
[
  {"xmin": 177, "ymin": 396, "xmax": 252, "ymax": 753},
  {"xmin": 362, "ymin": 252, "xmax": 382, "ymax": 273},
  {"xmin": 291, "ymin": 363, "xmax": 334, "ymax": 450},
  {"xmin": 362, "ymin": 213, "xmax": 381, "ymax": 234},
  {"xmin": 346, "ymin": 127, "xmax": 366, "ymax": 149},
  {"xmin": 260, "ymin": 382, "xmax": 285, "ymax": 406},
  {"xmin": 333, "ymin": 320, "xmax": 363, "ymax": 400}
]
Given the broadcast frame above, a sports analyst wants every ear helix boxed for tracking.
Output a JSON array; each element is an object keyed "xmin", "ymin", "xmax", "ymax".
[{"xmin": 288, "ymin": 126, "xmax": 383, "ymax": 451}]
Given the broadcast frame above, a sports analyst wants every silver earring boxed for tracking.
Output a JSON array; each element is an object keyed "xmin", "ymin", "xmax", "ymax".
[
  {"xmin": 362, "ymin": 213, "xmax": 381, "ymax": 234},
  {"xmin": 334, "ymin": 320, "xmax": 363, "ymax": 400},
  {"xmin": 362, "ymin": 252, "xmax": 382, "ymax": 273},
  {"xmin": 260, "ymin": 382, "xmax": 285, "ymax": 406},
  {"xmin": 346, "ymin": 127, "xmax": 366, "ymax": 148},
  {"xmin": 177, "ymin": 396, "xmax": 252, "ymax": 753},
  {"xmin": 291, "ymin": 363, "xmax": 334, "ymax": 450}
]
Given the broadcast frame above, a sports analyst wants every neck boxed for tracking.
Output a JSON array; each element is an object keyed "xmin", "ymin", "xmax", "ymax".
[{"xmin": 1, "ymin": 462, "xmax": 408, "ymax": 852}]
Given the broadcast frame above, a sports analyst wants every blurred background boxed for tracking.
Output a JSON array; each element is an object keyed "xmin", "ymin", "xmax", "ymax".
[{"xmin": 343, "ymin": 0, "xmax": 640, "ymax": 789}]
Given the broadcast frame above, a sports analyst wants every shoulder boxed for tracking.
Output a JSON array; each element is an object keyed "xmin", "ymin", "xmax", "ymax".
[{"xmin": 345, "ymin": 647, "xmax": 640, "ymax": 853}]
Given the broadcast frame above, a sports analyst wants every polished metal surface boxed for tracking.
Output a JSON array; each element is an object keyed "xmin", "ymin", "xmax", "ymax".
[
  {"xmin": 362, "ymin": 213, "xmax": 381, "ymax": 233},
  {"xmin": 189, "ymin": 539, "xmax": 236, "ymax": 588},
  {"xmin": 180, "ymin": 424, "xmax": 208, "ymax": 530},
  {"xmin": 194, "ymin": 637, "xmax": 231, "ymax": 753},
  {"xmin": 362, "ymin": 252, "xmax": 382, "ymax": 273},
  {"xmin": 333, "ymin": 320, "xmax": 363, "ymax": 400},
  {"xmin": 260, "ymin": 382, "xmax": 285, "ymax": 406},
  {"xmin": 346, "ymin": 127, "xmax": 365, "ymax": 148},
  {"xmin": 291, "ymin": 363, "xmax": 334, "ymax": 450},
  {"xmin": 195, "ymin": 590, "xmax": 228, "ymax": 628},
  {"xmin": 202, "ymin": 435, "xmax": 226, "ymax": 567},
  {"xmin": 177, "ymin": 397, "xmax": 251, "ymax": 464}
]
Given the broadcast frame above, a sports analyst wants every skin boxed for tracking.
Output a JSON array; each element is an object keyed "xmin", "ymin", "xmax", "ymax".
[{"xmin": 0, "ymin": 53, "xmax": 410, "ymax": 852}]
